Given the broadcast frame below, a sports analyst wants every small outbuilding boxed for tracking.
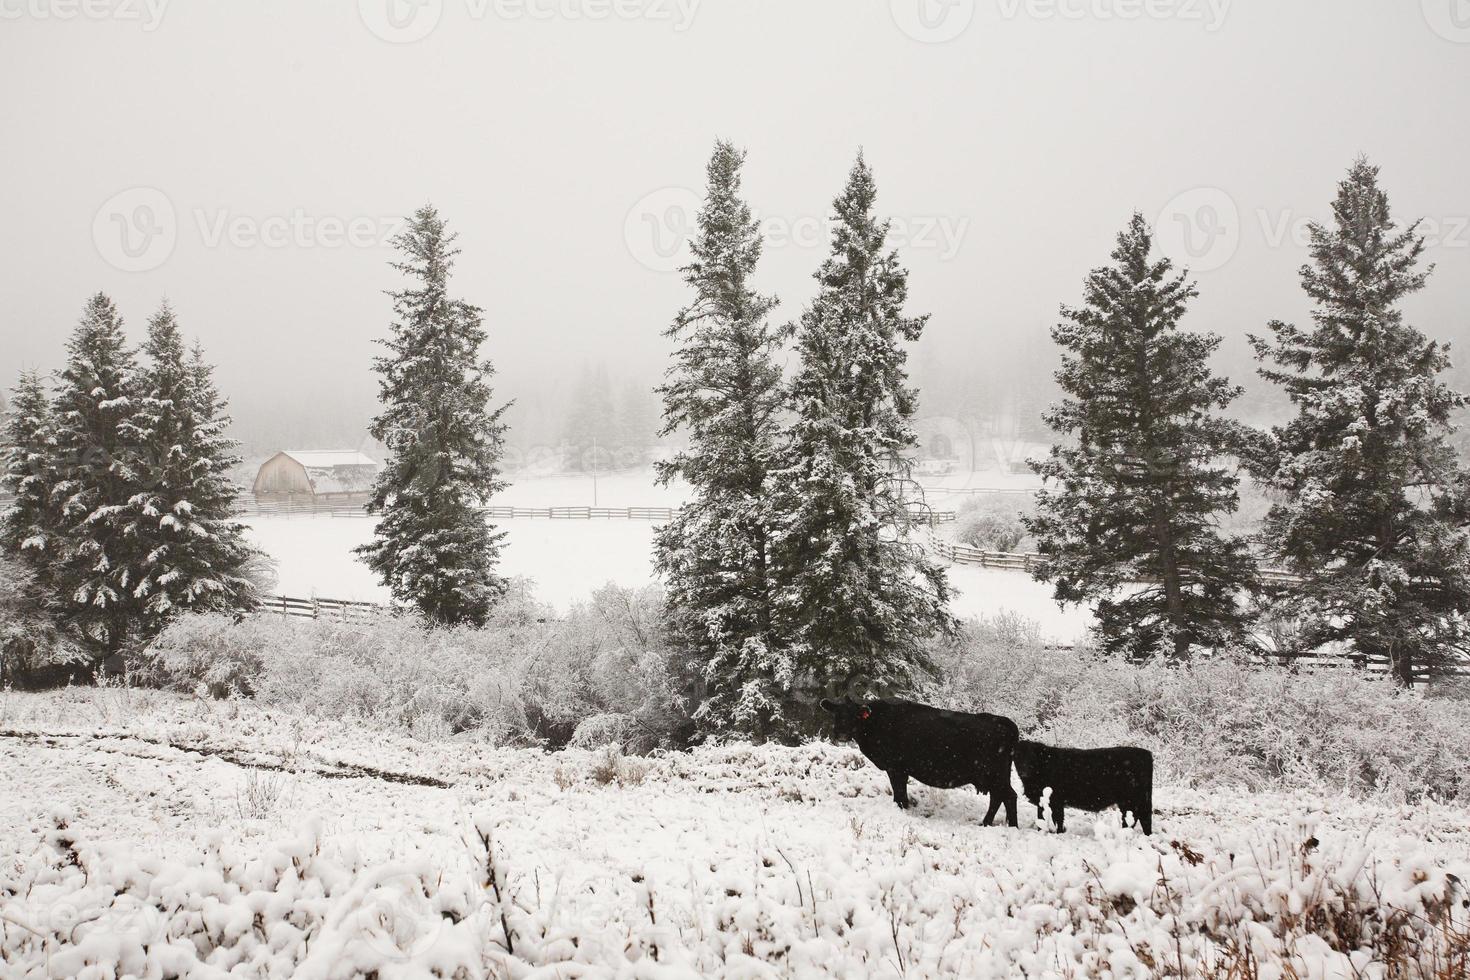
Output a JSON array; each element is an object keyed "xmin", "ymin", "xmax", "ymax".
[{"xmin": 252, "ymin": 450, "xmax": 380, "ymax": 505}]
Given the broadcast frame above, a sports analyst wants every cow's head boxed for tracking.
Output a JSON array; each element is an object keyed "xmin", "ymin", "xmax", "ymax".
[{"xmin": 819, "ymin": 698, "xmax": 874, "ymax": 743}]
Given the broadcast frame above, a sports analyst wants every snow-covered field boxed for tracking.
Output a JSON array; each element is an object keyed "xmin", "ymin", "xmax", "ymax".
[
  {"xmin": 2, "ymin": 690, "xmax": 1466, "ymax": 977},
  {"xmin": 242, "ymin": 469, "xmax": 1090, "ymax": 639}
]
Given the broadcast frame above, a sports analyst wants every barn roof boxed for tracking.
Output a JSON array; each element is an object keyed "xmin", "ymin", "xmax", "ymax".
[{"xmin": 281, "ymin": 450, "xmax": 378, "ymax": 468}]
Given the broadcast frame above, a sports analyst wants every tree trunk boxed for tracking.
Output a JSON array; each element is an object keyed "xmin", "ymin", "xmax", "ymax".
[{"xmin": 1153, "ymin": 508, "xmax": 1188, "ymax": 660}]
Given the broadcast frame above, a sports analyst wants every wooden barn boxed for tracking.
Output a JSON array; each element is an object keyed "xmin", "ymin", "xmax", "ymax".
[{"xmin": 252, "ymin": 450, "xmax": 380, "ymax": 505}]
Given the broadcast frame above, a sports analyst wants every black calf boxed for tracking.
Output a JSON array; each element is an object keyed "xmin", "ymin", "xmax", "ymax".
[
  {"xmin": 1012, "ymin": 740, "xmax": 1153, "ymax": 834},
  {"xmin": 821, "ymin": 698, "xmax": 1019, "ymax": 827}
]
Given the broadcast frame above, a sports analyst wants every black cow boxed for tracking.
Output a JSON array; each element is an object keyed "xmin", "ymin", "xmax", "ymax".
[
  {"xmin": 1012, "ymin": 740, "xmax": 1153, "ymax": 835},
  {"xmin": 820, "ymin": 698, "xmax": 1019, "ymax": 827}
]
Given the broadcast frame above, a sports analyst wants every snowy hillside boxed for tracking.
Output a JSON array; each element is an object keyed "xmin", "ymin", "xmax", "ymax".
[{"xmin": 3, "ymin": 690, "xmax": 1466, "ymax": 977}]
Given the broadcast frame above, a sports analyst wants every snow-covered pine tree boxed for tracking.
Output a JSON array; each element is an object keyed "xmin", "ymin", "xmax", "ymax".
[
  {"xmin": 653, "ymin": 140, "xmax": 788, "ymax": 741},
  {"xmin": 49, "ymin": 293, "xmax": 144, "ymax": 657},
  {"xmin": 1026, "ymin": 214, "xmax": 1257, "ymax": 660},
  {"xmin": 120, "ymin": 304, "xmax": 261, "ymax": 634},
  {"xmin": 561, "ymin": 363, "xmax": 619, "ymax": 473},
  {"xmin": 765, "ymin": 152, "xmax": 954, "ymax": 731},
  {"xmin": 616, "ymin": 379, "xmax": 659, "ymax": 468},
  {"xmin": 1250, "ymin": 159, "xmax": 1470, "ymax": 685},
  {"xmin": 356, "ymin": 206, "xmax": 511, "ymax": 627},
  {"xmin": 1, "ymin": 370, "xmax": 63, "ymax": 580}
]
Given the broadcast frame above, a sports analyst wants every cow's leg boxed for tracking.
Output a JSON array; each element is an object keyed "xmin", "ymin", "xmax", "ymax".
[
  {"xmin": 979, "ymin": 786, "xmax": 1001, "ymax": 826},
  {"xmin": 1001, "ymin": 784, "xmax": 1018, "ymax": 828},
  {"xmin": 1051, "ymin": 799, "xmax": 1066, "ymax": 834},
  {"xmin": 983, "ymin": 777, "xmax": 1017, "ymax": 828},
  {"xmin": 887, "ymin": 771, "xmax": 911, "ymax": 810},
  {"xmin": 1138, "ymin": 789, "xmax": 1153, "ymax": 835}
]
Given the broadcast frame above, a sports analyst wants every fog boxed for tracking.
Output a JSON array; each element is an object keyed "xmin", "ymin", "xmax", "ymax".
[{"xmin": 3, "ymin": 0, "xmax": 1468, "ymax": 456}]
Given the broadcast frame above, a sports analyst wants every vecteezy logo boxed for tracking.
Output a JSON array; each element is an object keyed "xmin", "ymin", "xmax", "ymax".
[
  {"xmin": 359, "ymin": 0, "xmax": 443, "ymax": 42},
  {"xmin": 1422, "ymin": 0, "xmax": 1470, "ymax": 42},
  {"xmin": 351, "ymin": 871, "xmax": 451, "ymax": 962},
  {"xmin": 1153, "ymin": 187, "xmax": 1240, "ymax": 273},
  {"xmin": 92, "ymin": 187, "xmax": 178, "ymax": 273},
  {"xmin": 890, "ymin": 0, "xmax": 975, "ymax": 43},
  {"xmin": 624, "ymin": 186, "xmax": 701, "ymax": 273}
]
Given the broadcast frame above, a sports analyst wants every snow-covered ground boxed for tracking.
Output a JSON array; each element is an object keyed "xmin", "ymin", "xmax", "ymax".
[
  {"xmin": 243, "ymin": 514, "xmax": 1091, "ymax": 640},
  {"xmin": 3, "ymin": 691, "xmax": 1466, "ymax": 977},
  {"xmin": 243, "ymin": 515, "xmax": 658, "ymax": 612}
]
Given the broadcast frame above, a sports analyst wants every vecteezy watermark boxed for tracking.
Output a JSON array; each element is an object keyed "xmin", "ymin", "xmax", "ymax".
[
  {"xmin": 358, "ymin": 0, "xmax": 699, "ymax": 43},
  {"xmin": 193, "ymin": 209, "xmax": 403, "ymax": 251},
  {"xmin": 92, "ymin": 187, "xmax": 403, "ymax": 272},
  {"xmin": 623, "ymin": 186, "xmax": 972, "ymax": 273},
  {"xmin": 890, "ymin": 0, "xmax": 975, "ymax": 43},
  {"xmin": 0, "ymin": 0, "xmax": 170, "ymax": 30},
  {"xmin": 1152, "ymin": 187, "xmax": 1470, "ymax": 272},
  {"xmin": 623, "ymin": 186, "xmax": 701, "ymax": 273},
  {"xmin": 996, "ymin": 0, "xmax": 1230, "ymax": 31},
  {"xmin": 1256, "ymin": 209, "xmax": 1470, "ymax": 251},
  {"xmin": 1421, "ymin": 0, "xmax": 1470, "ymax": 43},
  {"xmin": 350, "ymin": 870, "xmax": 453, "ymax": 963},
  {"xmin": 92, "ymin": 187, "xmax": 178, "ymax": 273},
  {"xmin": 358, "ymin": 0, "xmax": 442, "ymax": 43},
  {"xmin": 1153, "ymin": 186, "xmax": 1241, "ymax": 273}
]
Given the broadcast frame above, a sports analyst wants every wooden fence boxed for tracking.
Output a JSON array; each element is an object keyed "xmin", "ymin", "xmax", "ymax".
[
  {"xmin": 259, "ymin": 594, "xmax": 386, "ymax": 623},
  {"xmin": 917, "ymin": 485, "xmax": 1036, "ymax": 496},
  {"xmin": 238, "ymin": 498, "xmax": 957, "ymax": 525},
  {"xmin": 928, "ymin": 535, "xmax": 1303, "ymax": 586}
]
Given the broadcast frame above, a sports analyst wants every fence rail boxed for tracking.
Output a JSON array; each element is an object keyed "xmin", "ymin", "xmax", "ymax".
[
  {"xmin": 916, "ymin": 485, "xmax": 1037, "ymax": 496},
  {"xmin": 260, "ymin": 594, "xmax": 385, "ymax": 623},
  {"xmin": 927, "ymin": 535, "xmax": 1304, "ymax": 586},
  {"xmin": 238, "ymin": 498, "xmax": 957, "ymax": 524}
]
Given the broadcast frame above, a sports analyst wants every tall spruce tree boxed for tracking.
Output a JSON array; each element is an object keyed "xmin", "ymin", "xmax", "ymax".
[
  {"xmin": 766, "ymin": 152, "xmax": 953, "ymax": 731},
  {"xmin": 357, "ymin": 206, "xmax": 511, "ymax": 627},
  {"xmin": 654, "ymin": 141, "xmax": 788, "ymax": 741},
  {"xmin": 49, "ymin": 293, "xmax": 143, "ymax": 656},
  {"xmin": 1026, "ymin": 215, "xmax": 1256, "ymax": 659},
  {"xmin": 1, "ymin": 370, "xmax": 63, "ymax": 580},
  {"xmin": 562, "ymin": 363, "xmax": 618, "ymax": 472},
  {"xmin": 1250, "ymin": 159, "xmax": 1470, "ymax": 685},
  {"xmin": 120, "ymin": 304, "xmax": 261, "ymax": 633}
]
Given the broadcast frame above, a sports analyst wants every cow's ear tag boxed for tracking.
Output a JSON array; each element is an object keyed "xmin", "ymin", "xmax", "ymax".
[{"xmin": 858, "ymin": 706, "xmax": 872, "ymax": 721}]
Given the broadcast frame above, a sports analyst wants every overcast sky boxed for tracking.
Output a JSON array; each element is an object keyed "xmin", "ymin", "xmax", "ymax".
[{"xmin": 3, "ymin": 0, "xmax": 1468, "ymax": 449}]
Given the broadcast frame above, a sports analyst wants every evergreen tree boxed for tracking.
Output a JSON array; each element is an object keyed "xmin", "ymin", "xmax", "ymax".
[
  {"xmin": 1250, "ymin": 159, "xmax": 1470, "ymax": 685},
  {"xmin": 616, "ymin": 379, "xmax": 659, "ymax": 468},
  {"xmin": 765, "ymin": 153, "xmax": 953, "ymax": 731},
  {"xmin": 562, "ymin": 363, "xmax": 618, "ymax": 472},
  {"xmin": 120, "ymin": 304, "xmax": 261, "ymax": 633},
  {"xmin": 49, "ymin": 293, "xmax": 143, "ymax": 657},
  {"xmin": 1, "ymin": 370, "xmax": 63, "ymax": 580},
  {"xmin": 1026, "ymin": 214, "xmax": 1257, "ymax": 659},
  {"xmin": 357, "ymin": 206, "xmax": 511, "ymax": 627},
  {"xmin": 654, "ymin": 140, "xmax": 788, "ymax": 741}
]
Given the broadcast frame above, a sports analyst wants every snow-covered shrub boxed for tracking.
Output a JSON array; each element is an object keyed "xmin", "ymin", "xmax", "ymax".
[
  {"xmin": 953, "ymin": 495, "xmax": 1030, "ymax": 552},
  {"xmin": 934, "ymin": 617, "xmax": 1470, "ymax": 800},
  {"xmin": 141, "ymin": 584, "xmax": 690, "ymax": 750},
  {"xmin": 570, "ymin": 712, "xmax": 639, "ymax": 750},
  {"xmin": 0, "ymin": 555, "xmax": 87, "ymax": 685},
  {"xmin": 140, "ymin": 610, "xmax": 294, "ymax": 697}
]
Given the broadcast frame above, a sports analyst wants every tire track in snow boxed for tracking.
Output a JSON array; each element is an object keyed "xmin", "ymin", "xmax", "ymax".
[{"xmin": 0, "ymin": 729, "xmax": 453, "ymax": 788}]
